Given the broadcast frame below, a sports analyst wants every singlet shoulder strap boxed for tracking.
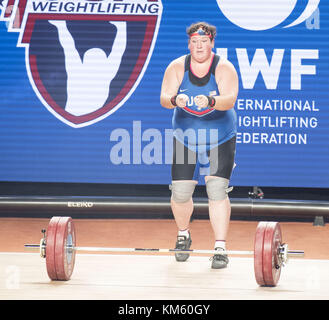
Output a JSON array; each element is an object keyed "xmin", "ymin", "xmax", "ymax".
[
  {"xmin": 184, "ymin": 54, "xmax": 191, "ymax": 72},
  {"xmin": 210, "ymin": 54, "xmax": 220, "ymax": 75}
]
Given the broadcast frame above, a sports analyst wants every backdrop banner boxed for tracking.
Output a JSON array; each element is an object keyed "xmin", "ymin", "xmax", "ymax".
[{"xmin": 0, "ymin": 0, "xmax": 328, "ymax": 188}]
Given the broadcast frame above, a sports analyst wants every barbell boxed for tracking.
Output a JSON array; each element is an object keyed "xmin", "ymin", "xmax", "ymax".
[{"xmin": 24, "ymin": 216, "xmax": 304, "ymax": 286}]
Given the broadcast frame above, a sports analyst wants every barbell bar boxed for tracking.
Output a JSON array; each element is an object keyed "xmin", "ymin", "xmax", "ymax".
[
  {"xmin": 24, "ymin": 216, "xmax": 304, "ymax": 286},
  {"xmin": 24, "ymin": 244, "xmax": 304, "ymax": 257}
]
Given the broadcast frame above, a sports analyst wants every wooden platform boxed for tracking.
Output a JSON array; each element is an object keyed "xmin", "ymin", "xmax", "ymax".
[
  {"xmin": 1, "ymin": 252, "xmax": 329, "ymax": 300},
  {"xmin": 1, "ymin": 217, "xmax": 329, "ymax": 301}
]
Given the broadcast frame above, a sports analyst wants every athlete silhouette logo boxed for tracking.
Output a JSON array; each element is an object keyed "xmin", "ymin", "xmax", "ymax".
[
  {"xmin": 49, "ymin": 20, "xmax": 127, "ymax": 116},
  {"xmin": 25, "ymin": 17, "xmax": 160, "ymax": 128},
  {"xmin": 0, "ymin": 0, "xmax": 163, "ymax": 127}
]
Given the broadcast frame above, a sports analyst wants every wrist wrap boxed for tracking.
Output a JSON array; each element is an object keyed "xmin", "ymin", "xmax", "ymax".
[
  {"xmin": 170, "ymin": 95, "xmax": 178, "ymax": 106},
  {"xmin": 207, "ymin": 96, "xmax": 216, "ymax": 109}
]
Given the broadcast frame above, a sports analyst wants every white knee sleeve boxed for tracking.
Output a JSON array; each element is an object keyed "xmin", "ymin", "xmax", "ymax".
[
  {"xmin": 205, "ymin": 177, "xmax": 233, "ymax": 201},
  {"xmin": 170, "ymin": 180, "xmax": 197, "ymax": 203}
]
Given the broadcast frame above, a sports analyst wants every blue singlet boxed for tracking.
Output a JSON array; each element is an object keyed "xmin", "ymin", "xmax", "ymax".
[{"xmin": 172, "ymin": 54, "xmax": 237, "ymax": 152}]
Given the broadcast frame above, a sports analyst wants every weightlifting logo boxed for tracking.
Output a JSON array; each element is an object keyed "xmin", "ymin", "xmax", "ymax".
[
  {"xmin": 0, "ymin": 0, "xmax": 163, "ymax": 127},
  {"xmin": 216, "ymin": 0, "xmax": 319, "ymax": 30}
]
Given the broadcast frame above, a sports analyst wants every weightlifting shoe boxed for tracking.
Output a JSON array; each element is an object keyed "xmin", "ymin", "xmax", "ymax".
[
  {"xmin": 210, "ymin": 247, "xmax": 229, "ymax": 269},
  {"xmin": 174, "ymin": 233, "xmax": 192, "ymax": 262}
]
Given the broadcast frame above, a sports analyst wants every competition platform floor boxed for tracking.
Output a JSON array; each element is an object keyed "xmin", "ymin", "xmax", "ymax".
[{"xmin": 0, "ymin": 218, "xmax": 329, "ymax": 300}]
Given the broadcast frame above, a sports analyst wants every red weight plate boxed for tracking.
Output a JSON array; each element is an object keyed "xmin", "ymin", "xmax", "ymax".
[
  {"xmin": 262, "ymin": 222, "xmax": 282, "ymax": 286},
  {"xmin": 254, "ymin": 221, "xmax": 267, "ymax": 286},
  {"xmin": 45, "ymin": 216, "xmax": 61, "ymax": 280},
  {"xmin": 54, "ymin": 217, "xmax": 76, "ymax": 280}
]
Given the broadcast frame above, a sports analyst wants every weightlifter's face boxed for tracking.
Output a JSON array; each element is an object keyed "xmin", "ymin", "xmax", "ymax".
[{"xmin": 188, "ymin": 35, "xmax": 214, "ymax": 63}]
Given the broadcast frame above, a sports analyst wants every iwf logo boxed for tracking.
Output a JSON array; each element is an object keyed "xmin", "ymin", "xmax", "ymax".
[
  {"xmin": 0, "ymin": 0, "xmax": 162, "ymax": 127},
  {"xmin": 216, "ymin": 0, "xmax": 320, "ymax": 30}
]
